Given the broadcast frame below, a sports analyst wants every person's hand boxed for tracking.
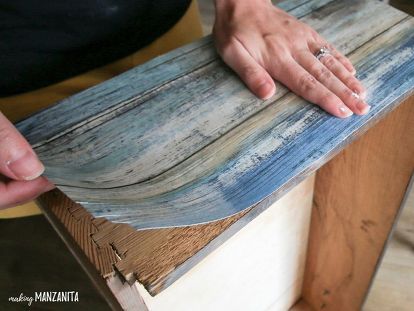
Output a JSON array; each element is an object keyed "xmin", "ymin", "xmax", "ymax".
[
  {"xmin": 0, "ymin": 112, "xmax": 54, "ymax": 209},
  {"xmin": 213, "ymin": 0, "xmax": 370, "ymax": 118}
]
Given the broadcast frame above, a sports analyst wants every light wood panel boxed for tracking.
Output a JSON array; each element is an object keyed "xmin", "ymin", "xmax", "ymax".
[
  {"xmin": 302, "ymin": 96, "xmax": 414, "ymax": 310},
  {"xmin": 135, "ymin": 175, "xmax": 314, "ymax": 311},
  {"xmin": 106, "ymin": 275, "xmax": 148, "ymax": 311},
  {"xmin": 17, "ymin": 0, "xmax": 413, "ymax": 230}
]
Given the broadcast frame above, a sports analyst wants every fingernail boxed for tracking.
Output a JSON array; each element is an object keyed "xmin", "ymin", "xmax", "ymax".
[
  {"xmin": 339, "ymin": 105, "xmax": 353, "ymax": 117},
  {"xmin": 356, "ymin": 101, "xmax": 371, "ymax": 114},
  {"xmin": 7, "ymin": 151, "xmax": 45, "ymax": 180},
  {"xmin": 257, "ymin": 82, "xmax": 274, "ymax": 100}
]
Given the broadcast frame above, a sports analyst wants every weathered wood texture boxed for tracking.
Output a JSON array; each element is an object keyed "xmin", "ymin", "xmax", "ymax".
[
  {"xmin": 302, "ymin": 97, "xmax": 414, "ymax": 310},
  {"xmin": 17, "ymin": 0, "xmax": 413, "ymax": 230}
]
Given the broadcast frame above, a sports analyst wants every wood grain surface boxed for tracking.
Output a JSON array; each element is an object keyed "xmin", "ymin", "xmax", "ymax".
[
  {"xmin": 301, "ymin": 96, "xmax": 414, "ymax": 310},
  {"xmin": 17, "ymin": 0, "xmax": 414, "ymax": 230}
]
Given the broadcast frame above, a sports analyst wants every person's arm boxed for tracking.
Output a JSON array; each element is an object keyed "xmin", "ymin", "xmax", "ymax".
[
  {"xmin": 0, "ymin": 112, "xmax": 54, "ymax": 209},
  {"xmin": 213, "ymin": 0, "xmax": 370, "ymax": 118}
]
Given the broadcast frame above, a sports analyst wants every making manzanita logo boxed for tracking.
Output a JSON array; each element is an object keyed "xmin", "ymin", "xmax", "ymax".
[{"xmin": 9, "ymin": 291, "xmax": 79, "ymax": 306}]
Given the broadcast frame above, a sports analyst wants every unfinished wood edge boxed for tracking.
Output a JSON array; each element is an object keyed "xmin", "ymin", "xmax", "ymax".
[
  {"xmin": 37, "ymin": 200, "xmax": 123, "ymax": 311},
  {"xmin": 37, "ymin": 189, "xmax": 254, "ymax": 298},
  {"xmin": 361, "ymin": 172, "xmax": 414, "ymax": 308}
]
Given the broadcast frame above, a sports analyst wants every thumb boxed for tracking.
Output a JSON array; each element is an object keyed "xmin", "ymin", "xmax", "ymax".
[{"xmin": 0, "ymin": 111, "xmax": 45, "ymax": 181}]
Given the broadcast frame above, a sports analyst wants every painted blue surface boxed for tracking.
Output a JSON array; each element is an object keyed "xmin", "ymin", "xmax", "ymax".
[{"xmin": 16, "ymin": 0, "xmax": 414, "ymax": 229}]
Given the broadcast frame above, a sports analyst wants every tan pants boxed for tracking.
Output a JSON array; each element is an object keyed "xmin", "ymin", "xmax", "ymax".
[
  {"xmin": 0, "ymin": 0, "xmax": 203, "ymax": 218},
  {"xmin": 390, "ymin": 0, "xmax": 414, "ymax": 16}
]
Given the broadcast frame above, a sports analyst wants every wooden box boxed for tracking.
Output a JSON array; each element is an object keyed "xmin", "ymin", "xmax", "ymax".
[{"xmin": 17, "ymin": 0, "xmax": 414, "ymax": 310}]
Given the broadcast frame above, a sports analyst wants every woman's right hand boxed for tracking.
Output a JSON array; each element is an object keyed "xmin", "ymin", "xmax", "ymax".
[{"xmin": 0, "ymin": 112, "xmax": 54, "ymax": 209}]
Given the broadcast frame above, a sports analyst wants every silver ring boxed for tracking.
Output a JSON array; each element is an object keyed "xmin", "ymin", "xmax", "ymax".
[{"xmin": 315, "ymin": 46, "xmax": 331, "ymax": 60}]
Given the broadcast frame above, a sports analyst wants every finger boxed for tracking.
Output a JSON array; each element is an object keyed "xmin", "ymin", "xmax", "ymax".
[
  {"xmin": 330, "ymin": 46, "xmax": 356, "ymax": 75},
  {"xmin": 320, "ymin": 53, "xmax": 367, "ymax": 99},
  {"xmin": 0, "ymin": 111, "xmax": 44, "ymax": 180},
  {"xmin": 297, "ymin": 52, "xmax": 370, "ymax": 115},
  {"xmin": 271, "ymin": 57, "xmax": 353, "ymax": 118},
  {"xmin": 218, "ymin": 39, "xmax": 276, "ymax": 100},
  {"xmin": 0, "ymin": 176, "xmax": 55, "ymax": 209},
  {"xmin": 309, "ymin": 40, "xmax": 356, "ymax": 75}
]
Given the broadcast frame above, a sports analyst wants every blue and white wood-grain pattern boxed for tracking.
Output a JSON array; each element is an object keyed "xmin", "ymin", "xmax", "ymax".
[{"xmin": 17, "ymin": 0, "xmax": 414, "ymax": 229}]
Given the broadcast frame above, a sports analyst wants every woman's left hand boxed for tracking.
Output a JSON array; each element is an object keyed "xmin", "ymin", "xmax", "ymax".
[{"xmin": 213, "ymin": 0, "xmax": 370, "ymax": 118}]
